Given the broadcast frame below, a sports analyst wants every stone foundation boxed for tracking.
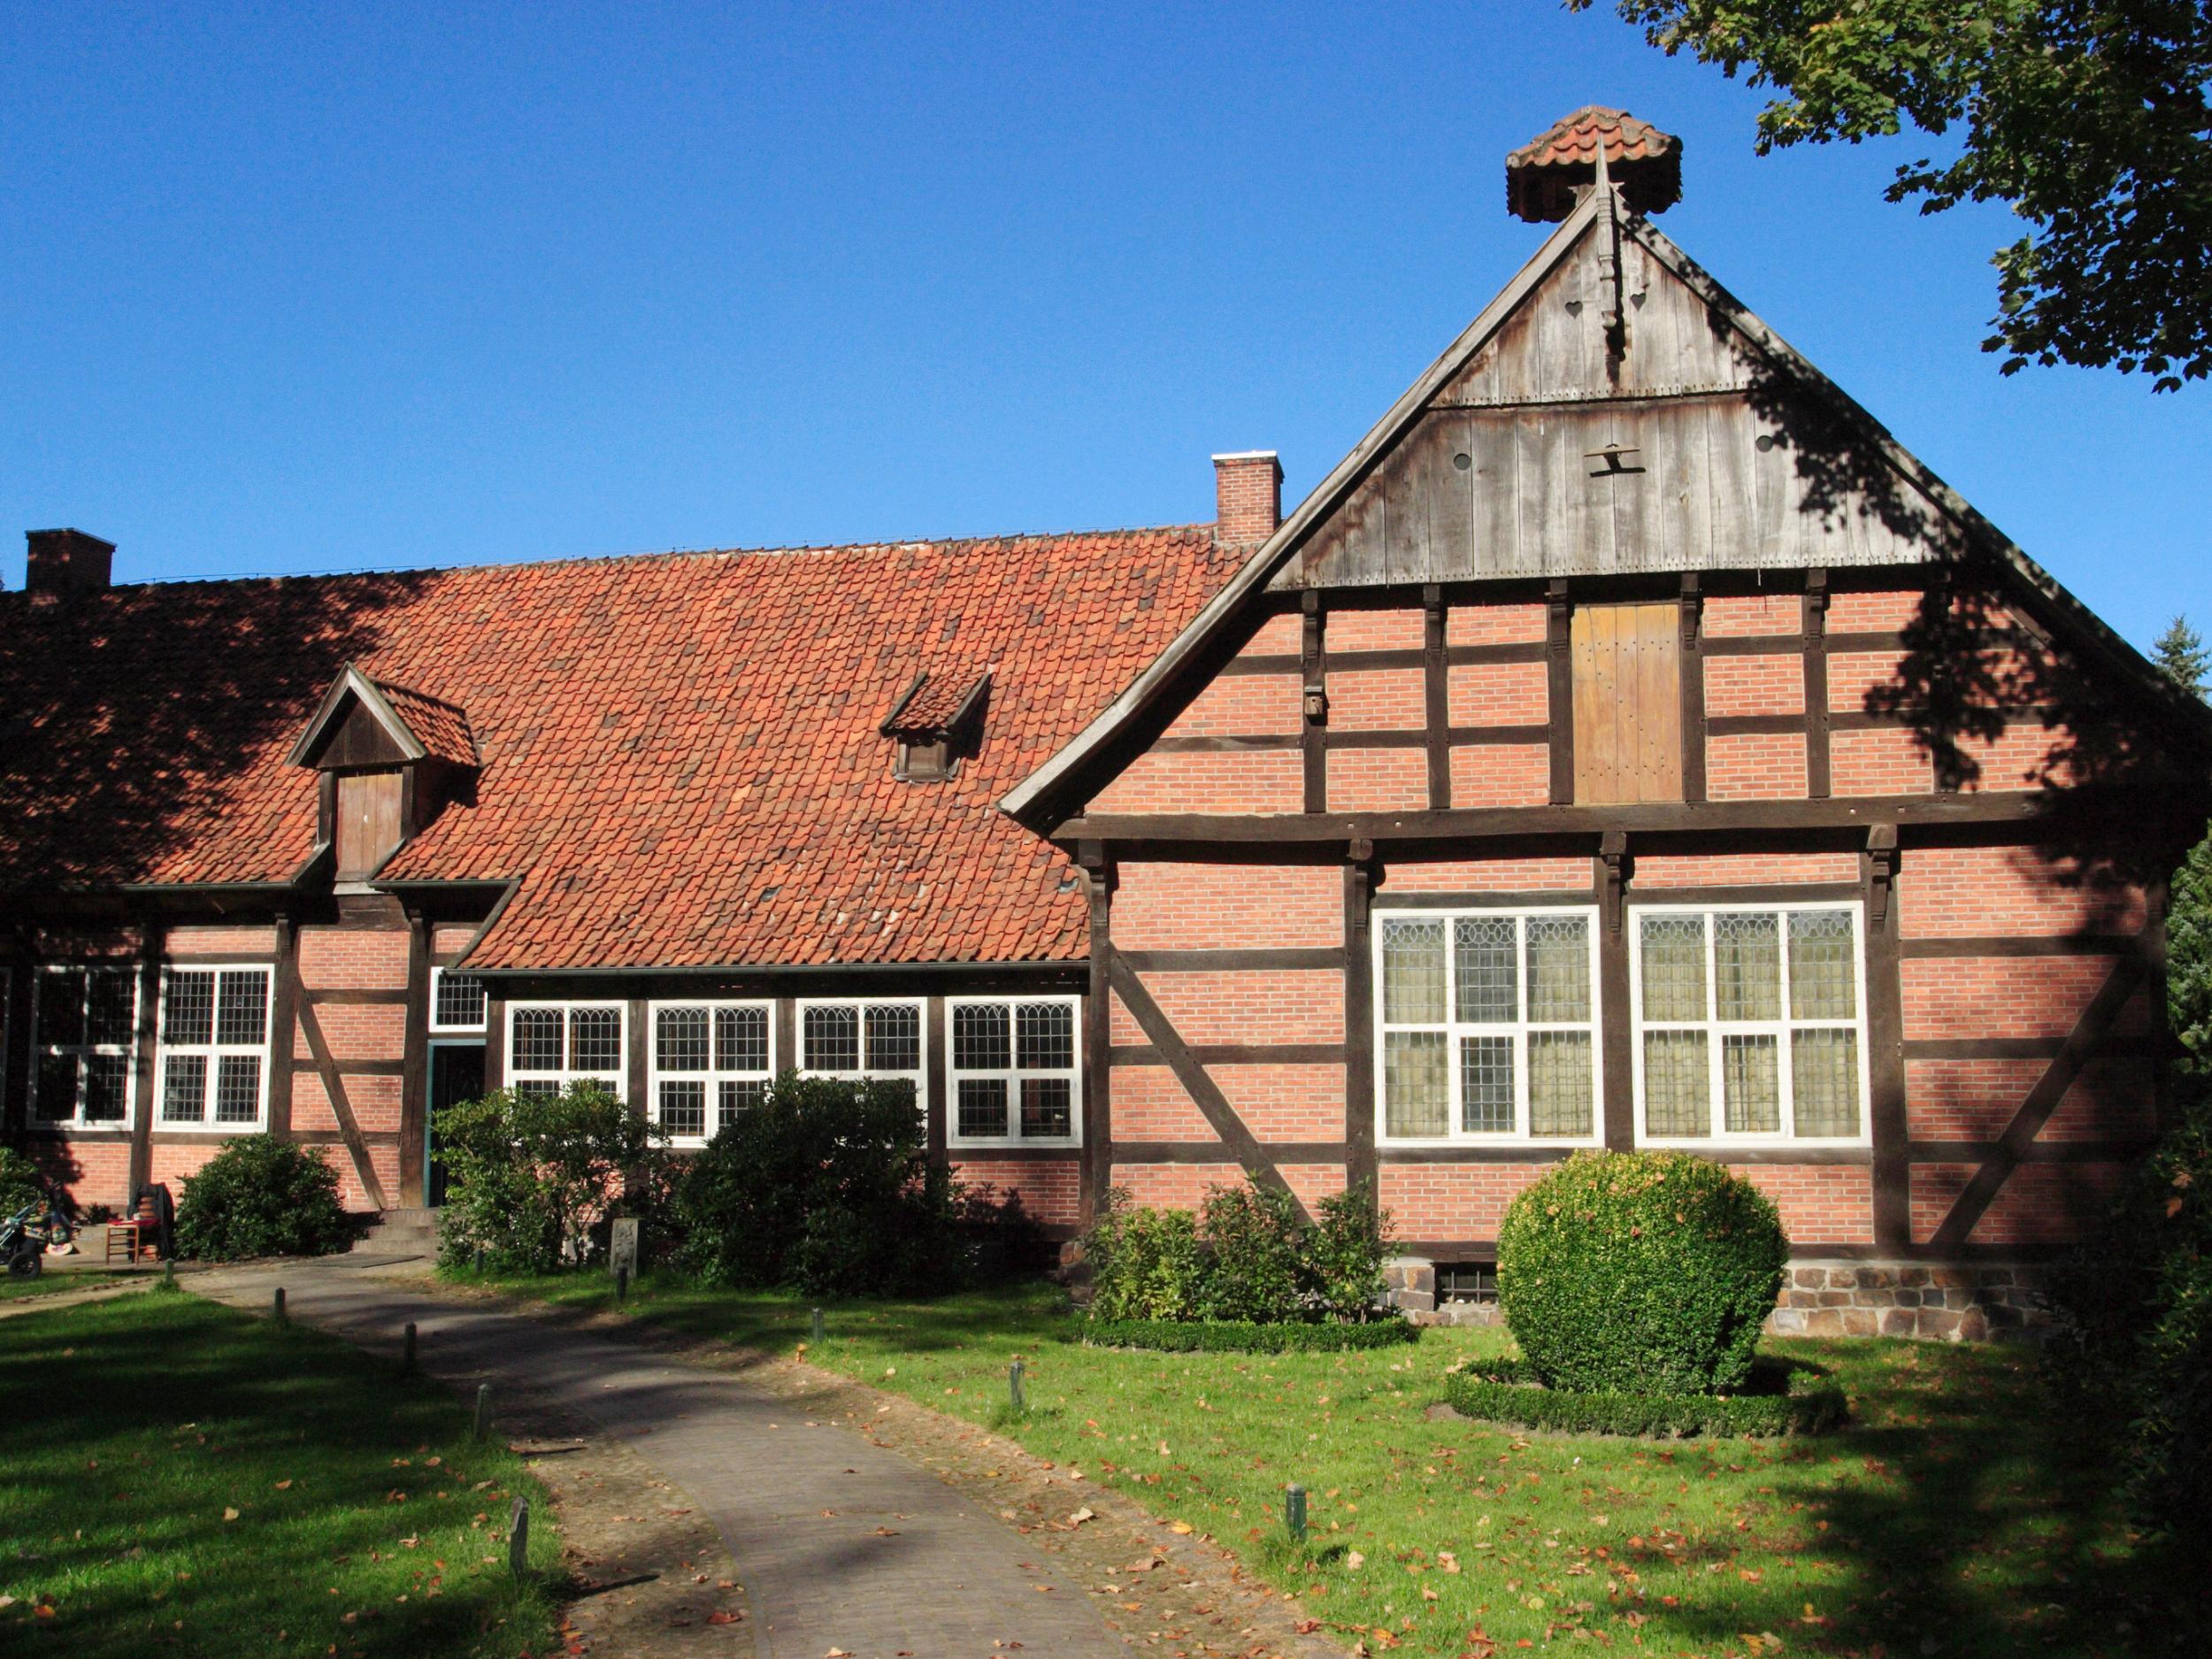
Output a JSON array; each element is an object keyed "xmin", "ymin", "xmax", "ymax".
[{"xmin": 1383, "ymin": 1256, "xmax": 2051, "ymax": 1342}]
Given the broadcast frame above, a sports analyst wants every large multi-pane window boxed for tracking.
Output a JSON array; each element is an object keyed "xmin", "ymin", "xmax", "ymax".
[
  {"xmin": 507, "ymin": 1002, "xmax": 626, "ymax": 1101},
  {"xmin": 429, "ymin": 968, "xmax": 488, "ymax": 1033},
  {"xmin": 157, "ymin": 965, "xmax": 273, "ymax": 1128},
  {"xmin": 1375, "ymin": 910, "xmax": 1601, "ymax": 1143},
  {"xmin": 947, "ymin": 996, "xmax": 1080, "ymax": 1146},
  {"xmin": 1632, "ymin": 904, "xmax": 1868, "ymax": 1143},
  {"xmin": 649, "ymin": 1002, "xmax": 772, "ymax": 1146},
  {"xmin": 32, "ymin": 964, "xmax": 139, "ymax": 1129},
  {"xmin": 797, "ymin": 999, "xmax": 925, "ymax": 1103}
]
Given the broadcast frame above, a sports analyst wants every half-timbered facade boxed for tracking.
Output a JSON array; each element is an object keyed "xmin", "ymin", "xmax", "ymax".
[{"xmin": 7, "ymin": 110, "xmax": 2206, "ymax": 1335}]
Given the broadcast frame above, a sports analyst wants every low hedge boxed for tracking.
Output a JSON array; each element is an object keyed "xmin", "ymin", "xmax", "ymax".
[
  {"xmin": 1442, "ymin": 1356, "xmax": 1845, "ymax": 1439},
  {"xmin": 1082, "ymin": 1317, "xmax": 1418, "ymax": 1354}
]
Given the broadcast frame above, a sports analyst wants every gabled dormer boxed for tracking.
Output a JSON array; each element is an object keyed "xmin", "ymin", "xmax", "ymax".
[
  {"xmin": 288, "ymin": 664, "xmax": 479, "ymax": 883},
  {"xmin": 880, "ymin": 666, "xmax": 991, "ymax": 782}
]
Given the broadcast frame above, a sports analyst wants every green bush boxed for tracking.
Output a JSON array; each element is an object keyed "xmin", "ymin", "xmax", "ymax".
[
  {"xmin": 0, "ymin": 1145, "xmax": 47, "ymax": 1217},
  {"xmin": 1497, "ymin": 1149, "xmax": 1788, "ymax": 1394},
  {"xmin": 672, "ymin": 1072, "xmax": 963, "ymax": 1296},
  {"xmin": 173, "ymin": 1136, "xmax": 352, "ymax": 1261},
  {"xmin": 1196, "ymin": 1179, "xmax": 1303, "ymax": 1322},
  {"xmin": 1442, "ymin": 1356, "xmax": 1844, "ymax": 1439},
  {"xmin": 436, "ymin": 1085, "xmax": 665, "ymax": 1275},
  {"xmin": 1083, "ymin": 1317, "xmax": 1417, "ymax": 1354},
  {"xmin": 1084, "ymin": 1176, "xmax": 1395, "ymax": 1325},
  {"xmin": 2047, "ymin": 1094, "xmax": 2212, "ymax": 1544},
  {"xmin": 1086, "ymin": 1196, "xmax": 1208, "ymax": 1321}
]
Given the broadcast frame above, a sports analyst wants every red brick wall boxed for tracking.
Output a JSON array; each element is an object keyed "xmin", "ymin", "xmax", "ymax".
[
  {"xmin": 1326, "ymin": 748, "xmax": 1428, "ymax": 812},
  {"xmin": 433, "ymin": 924, "xmax": 477, "ymax": 958},
  {"xmin": 32, "ymin": 1138, "xmax": 132, "ymax": 1211},
  {"xmin": 167, "ymin": 926, "xmax": 276, "ymax": 958},
  {"xmin": 1112, "ymin": 1161, "xmax": 1247, "ymax": 1210},
  {"xmin": 1163, "ymin": 673, "xmax": 1302, "ymax": 739},
  {"xmin": 1704, "ymin": 594, "xmax": 1800, "ymax": 636},
  {"xmin": 1238, "ymin": 612, "xmax": 1302, "ymax": 657},
  {"xmin": 1826, "ymin": 649, "xmax": 1909, "ymax": 714},
  {"xmin": 298, "ymin": 927, "xmax": 410, "ymax": 989},
  {"xmin": 1331, "ymin": 667, "xmax": 1425, "ymax": 732},
  {"xmin": 1702, "ymin": 654, "xmax": 1802, "ymax": 718},
  {"xmin": 1907, "ymin": 1056, "xmax": 2158, "ymax": 1142},
  {"xmin": 951, "ymin": 1157, "xmax": 1079, "ymax": 1227},
  {"xmin": 1706, "ymin": 733, "xmax": 1809, "ymax": 799},
  {"xmin": 1447, "ymin": 662, "xmax": 1548, "ymax": 726},
  {"xmin": 1090, "ymin": 749, "xmax": 1302, "ymax": 813},
  {"xmin": 1448, "ymin": 744, "xmax": 1550, "ymax": 807},
  {"xmin": 1912, "ymin": 1160, "xmax": 2125, "ymax": 1245},
  {"xmin": 1379, "ymin": 855, "xmax": 1590, "ymax": 894},
  {"xmin": 1114, "ymin": 1063, "xmax": 1343, "ymax": 1144},
  {"xmin": 1114, "ymin": 861, "xmax": 1340, "ymax": 949},
  {"xmin": 1633, "ymin": 850, "xmax": 1858, "ymax": 888},
  {"xmin": 1379, "ymin": 1163, "xmax": 1545, "ymax": 1242},
  {"xmin": 1328, "ymin": 608, "xmax": 1425, "ymax": 651},
  {"xmin": 1901, "ymin": 956, "xmax": 2144, "ymax": 1041},
  {"xmin": 1446, "ymin": 602, "xmax": 1547, "ymax": 646},
  {"xmin": 1825, "ymin": 588, "xmax": 1921, "ymax": 634},
  {"xmin": 1112, "ymin": 1066, "xmax": 1221, "ymax": 1141},
  {"xmin": 1829, "ymin": 727, "xmax": 1932, "ymax": 795},
  {"xmin": 1279, "ymin": 1164, "xmax": 1349, "ymax": 1215},
  {"xmin": 1741, "ymin": 1164, "xmax": 1874, "ymax": 1244},
  {"xmin": 1900, "ymin": 845, "xmax": 2145, "ymax": 938}
]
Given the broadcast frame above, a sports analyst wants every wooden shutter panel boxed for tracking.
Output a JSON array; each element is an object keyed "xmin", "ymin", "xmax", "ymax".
[
  {"xmin": 334, "ymin": 770, "xmax": 405, "ymax": 879},
  {"xmin": 1570, "ymin": 603, "xmax": 1682, "ymax": 804}
]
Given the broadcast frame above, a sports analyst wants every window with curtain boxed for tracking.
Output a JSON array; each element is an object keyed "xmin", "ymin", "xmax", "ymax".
[
  {"xmin": 1376, "ymin": 910, "xmax": 1601, "ymax": 1142},
  {"xmin": 1632, "ymin": 905, "xmax": 1867, "ymax": 1142}
]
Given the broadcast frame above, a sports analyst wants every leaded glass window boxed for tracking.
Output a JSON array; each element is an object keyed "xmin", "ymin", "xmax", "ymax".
[
  {"xmin": 506, "ymin": 1003, "xmax": 626, "ymax": 1102},
  {"xmin": 32, "ymin": 965, "xmax": 139, "ymax": 1128},
  {"xmin": 1633, "ymin": 906, "xmax": 1868, "ymax": 1141},
  {"xmin": 650, "ymin": 1002, "xmax": 772, "ymax": 1145},
  {"xmin": 157, "ymin": 966, "xmax": 272, "ymax": 1127},
  {"xmin": 947, "ymin": 997, "xmax": 1080, "ymax": 1146},
  {"xmin": 1376, "ymin": 910, "xmax": 1601, "ymax": 1142}
]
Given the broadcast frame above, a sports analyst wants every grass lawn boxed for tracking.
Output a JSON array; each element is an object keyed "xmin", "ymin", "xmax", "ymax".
[
  {"xmin": 1, "ymin": 1285, "xmax": 564, "ymax": 1658},
  {"xmin": 0, "ymin": 1267, "xmax": 136, "ymax": 1301},
  {"xmin": 463, "ymin": 1268, "xmax": 2205, "ymax": 1659}
]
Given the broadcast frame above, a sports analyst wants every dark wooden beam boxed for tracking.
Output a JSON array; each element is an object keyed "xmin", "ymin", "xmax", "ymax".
[
  {"xmin": 1079, "ymin": 842, "xmax": 1115, "ymax": 1228},
  {"xmin": 1116, "ymin": 1141, "xmax": 1348, "ymax": 1164},
  {"xmin": 1679, "ymin": 574, "xmax": 1706, "ymax": 803},
  {"xmin": 1104, "ymin": 951, "xmax": 1309, "ymax": 1221},
  {"xmin": 1301, "ymin": 590, "xmax": 1327, "ymax": 814},
  {"xmin": 1863, "ymin": 825, "xmax": 1909, "ymax": 1250},
  {"xmin": 1597, "ymin": 836, "xmax": 1633, "ymax": 1149},
  {"xmin": 926, "ymin": 992, "xmax": 948, "ymax": 1160},
  {"xmin": 265, "ymin": 913, "xmax": 300, "ymax": 1141},
  {"xmin": 1110, "ymin": 1041, "xmax": 1344, "ymax": 1067},
  {"xmin": 1115, "ymin": 947, "xmax": 1346, "ymax": 972},
  {"xmin": 127, "ymin": 925, "xmax": 165, "ymax": 1197},
  {"xmin": 1802, "ymin": 569, "xmax": 1832, "ymax": 800},
  {"xmin": 398, "ymin": 910, "xmax": 432, "ymax": 1205},
  {"xmin": 1344, "ymin": 841, "xmax": 1378, "ymax": 1215},
  {"xmin": 1901, "ymin": 934, "xmax": 2138, "ymax": 958},
  {"xmin": 1546, "ymin": 579, "xmax": 1574, "ymax": 805},
  {"xmin": 1424, "ymin": 586, "xmax": 1449, "ymax": 810}
]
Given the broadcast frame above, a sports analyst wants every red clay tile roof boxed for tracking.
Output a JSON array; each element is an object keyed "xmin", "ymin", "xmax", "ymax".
[
  {"xmin": 0, "ymin": 526, "xmax": 1237, "ymax": 969},
  {"xmin": 881, "ymin": 667, "xmax": 990, "ymax": 736},
  {"xmin": 373, "ymin": 678, "xmax": 479, "ymax": 767},
  {"xmin": 1506, "ymin": 106, "xmax": 1683, "ymax": 222}
]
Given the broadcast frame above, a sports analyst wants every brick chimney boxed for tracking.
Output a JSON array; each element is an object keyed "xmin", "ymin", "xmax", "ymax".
[
  {"xmin": 1213, "ymin": 451, "xmax": 1282, "ymax": 543},
  {"xmin": 26, "ymin": 528, "xmax": 115, "ymax": 603}
]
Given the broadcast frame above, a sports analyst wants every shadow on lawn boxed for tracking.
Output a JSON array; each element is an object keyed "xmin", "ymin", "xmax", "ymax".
[{"xmin": 1632, "ymin": 1340, "xmax": 2209, "ymax": 1659}]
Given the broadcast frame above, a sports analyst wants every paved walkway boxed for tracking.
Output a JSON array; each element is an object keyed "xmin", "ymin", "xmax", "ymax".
[{"xmin": 189, "ymin": 1256, "xmax": 1136, "ymax": 1659}]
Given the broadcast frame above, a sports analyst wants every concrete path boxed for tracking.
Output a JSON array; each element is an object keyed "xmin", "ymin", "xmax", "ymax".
[{"xmin": 189, "ymin": 1256, "xmax": 1137, "ymax": 1659}]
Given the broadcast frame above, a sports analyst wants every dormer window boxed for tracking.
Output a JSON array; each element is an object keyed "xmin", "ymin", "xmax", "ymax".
[
  {"xmin": 288, "ymin": 664, "xmax": 479, "ymax": 885},
  {"xmin": 879, "ymin": 667, "xmax": 990, "ymax": 783}
]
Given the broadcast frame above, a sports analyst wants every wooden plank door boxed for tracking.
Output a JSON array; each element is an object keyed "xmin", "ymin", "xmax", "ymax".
[
  {"xmin": 334, "ymin": 770, "xmax": 404, "ymax": 879},
  {"xmin": 1570, "ymin": 603, "xmax": 1682, "ymax": 804}
]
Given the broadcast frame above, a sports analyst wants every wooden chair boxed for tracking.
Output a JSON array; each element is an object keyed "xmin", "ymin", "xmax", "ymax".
[{"xmin": 104, "ymin": 1195, "xmax": 161, "ymax": 1265}]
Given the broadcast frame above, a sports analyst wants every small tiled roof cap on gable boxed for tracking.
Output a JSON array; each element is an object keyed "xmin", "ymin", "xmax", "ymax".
[
  {"xmin": 1506, "ymin": 105, "xmax": 1682, "ymax": 222},
  {"xmin": 880, "ymin": 667, "xmax": 991, "ymax": 738},
  {"xmin": 0, "ymin": 525, "xmax": 1236, "ymax": 971},
  {"xmin": 374, "ymin": 679, "xmax": 479, "ymax": 767}
]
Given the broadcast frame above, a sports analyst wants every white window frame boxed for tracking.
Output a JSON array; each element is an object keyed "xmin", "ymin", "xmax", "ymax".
[
  {"xmin": 945, "ymin": 995, "xmax": 1083, "ymax": 1148},
  {"xmin": 1371, "ymin": 907, "xmax": 1605, "ymax": 1147},
  {"xmin": 29, "ymin": 963, "xmax": 140, "ymax": 1132},
  {"xmin": 795, "ymin": 996, "xmax": 926, "ymax": 1105},
  {"xmin": 155, "ymin": 964, "xmax": 275, "ymax": 1132},
  {"xmin": 646, "ymin": 999, "xmax": 775, "ymax": 1148},
  {"xmin": 1630, "ymin": 901, "xmax": 1872, "ymax": 1148},
  {"xmin": 506, "ymin": 1001, "xmax": 628, "ymax": 1102},
  {"xmin": 428, "ymin": 966, "xmax": 488, "ymax": 1034}
]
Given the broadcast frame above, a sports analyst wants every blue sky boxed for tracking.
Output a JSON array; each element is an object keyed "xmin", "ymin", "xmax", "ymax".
[{"xmin": 4, "ymin": 3, "xmax": 2206, "ymax": 651}]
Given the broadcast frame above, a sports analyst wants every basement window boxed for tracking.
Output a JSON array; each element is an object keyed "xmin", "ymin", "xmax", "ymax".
[
  {"xmin": 30, "ymin": 964, "xmax": 139, "ymax": 1130},
  {"xmin": 1437, "ymin": 1263, "xmax": 1498, "ymax": 1305},
  {"xmin": 947, "ymin": 996, "xmax": 1082, "ymax": 1147},
  {"xmin": 1631, "ymin": 904, "xmax": 1869, "ymax": 1145},
  {"xmin": 649, "ymin": 1001, "xmax": 773, "ymax": 1147}
]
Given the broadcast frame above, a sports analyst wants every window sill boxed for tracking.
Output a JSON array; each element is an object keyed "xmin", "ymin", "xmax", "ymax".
[
  {"xmin": 24, "ymin": 1122, "xmax": 134, "ymax": 1137},
  {"xmin": 1638, "ymin": 1140, "xmax": 1874, "ymax": 1163}
]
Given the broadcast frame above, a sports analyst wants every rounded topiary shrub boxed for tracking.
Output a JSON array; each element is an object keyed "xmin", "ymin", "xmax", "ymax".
[
  {"xmin": 1498, "ymin": 1149, "xmax": 1787, "ymax": 1395},
  {"xmin": 174, "ymin": 1135, "xmax": 353, "ymax": 1262}
]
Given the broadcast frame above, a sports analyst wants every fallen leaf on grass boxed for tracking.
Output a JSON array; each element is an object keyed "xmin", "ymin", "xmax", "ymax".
[
  {"xmin": 706, "ymin": 1610, "xmax": 742, "ymax": 1625},
  {"xmin": 222, "ymin": 1508, "xmax": 239, "ymax": 1522},
  {"xmin": 1068, "ymin": 1508, "xmax": 1094, "ymax": 1526},
  {"xmin": 1168, "ymin": 1521, "xmax": 1193, "ymax": 1535}
]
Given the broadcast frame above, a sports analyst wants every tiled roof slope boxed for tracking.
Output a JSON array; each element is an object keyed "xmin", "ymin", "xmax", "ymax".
[
  {"xmin": 0, "ymin": 526, "xmax": 1236, "ymax": 969},
  {"xmin": 374, "ymin": 678, "xmax": 479, "ymax": 767},
  {"xmin": 883, "ymin": 668, "xmax": 989, "ymax": 735}
]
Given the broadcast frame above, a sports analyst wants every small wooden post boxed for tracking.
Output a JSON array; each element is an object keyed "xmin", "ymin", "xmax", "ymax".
[
  {"xmin": 1008, "ymin": 1360, "xmax": 1025, "ymax": 1414},
  {"xmin": 1285, "ymin": 1483, "xmax": 1308, "ymax": 1541},
  {"xmin": 272, "ymin": 1286, "xmax": 287, "ymax": 1324},
  {"xmin": 401, "ymin": 1322, "xmax": 418, "ymax": 1377},
  {"xmin": 508, "ymin": 1496, "xmax": 530, "ymax": 1578},
  {"xmin": 810, "ymin": 1306, "xmax": 825, "ymax": 1344},
  {"xmin": 473, "ymin": 1384, "xmax": 492, "ymax": 1442},
  {"xmin": 615, "ymin": 1264, "xmax": 629, "ymax": 1306}
]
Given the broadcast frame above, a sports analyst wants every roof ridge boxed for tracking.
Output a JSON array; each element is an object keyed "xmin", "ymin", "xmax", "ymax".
[{"xmin": 79, "ymin": 520, "xmax": 1218, "ymax": 593}]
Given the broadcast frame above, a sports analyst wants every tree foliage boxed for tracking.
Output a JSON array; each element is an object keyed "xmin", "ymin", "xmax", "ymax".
[
  {"xmin": 2156, "ymin": 614, "xmax": 2212, "ymax": 701},
  {"xmin": 173, "ymin": 1136, "xmax": 352, "ymax": 1262},
  {"xmin": 436, "ymin": 1085, "xmax": 664, "ymax": 1275},
  {"xmin": 1577, "ymin": 1, "xmax": 2212, "ymax": 388}
]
